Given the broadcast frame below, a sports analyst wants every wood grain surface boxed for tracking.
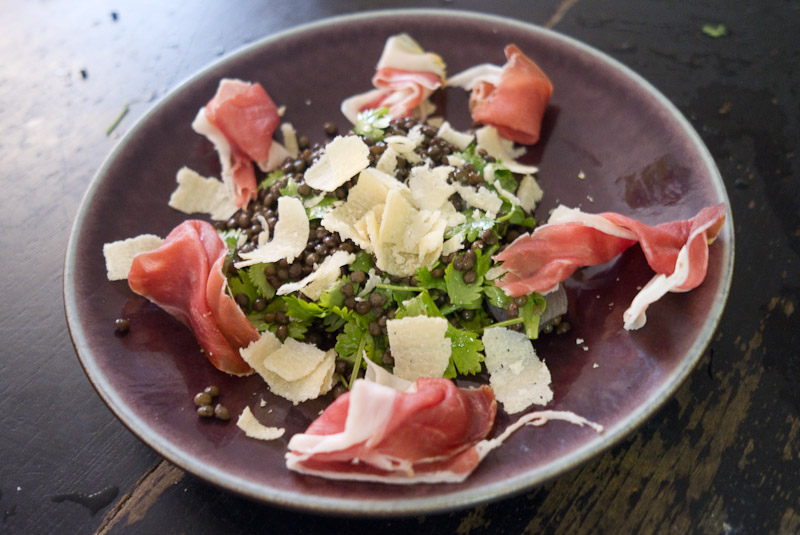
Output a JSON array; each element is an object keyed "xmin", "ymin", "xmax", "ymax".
[{"xmin": 1, "ymin": 0, "xmax": 797, "ymax": 534}]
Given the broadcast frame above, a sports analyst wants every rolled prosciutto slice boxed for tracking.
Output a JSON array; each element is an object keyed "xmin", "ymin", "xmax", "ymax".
[
  {"xmin": 285, "ymin": 378, "xmax": 497, "ymax": 484},
  {"xmin": 494, "ymin": 204, "xmax": 727, "ymax": 330},
  {"xmin": 127, "ymin": 220, "xmax": 257, "ymax": 375},
  {"xmin": 193, "ymin": 79, "xmax": 280, "ymax": 208},
  {"xmin": 341, "ymin": 34, "xmax": 446, "ymax": 124},
  {"xmin": 449, "ymin": 44, "xmax": 553, "ymax": 145}
]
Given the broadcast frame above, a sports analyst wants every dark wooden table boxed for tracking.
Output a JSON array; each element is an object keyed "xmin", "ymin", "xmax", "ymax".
[{"xmin": 2, "ymin": 1, "xmax": 798, "ymax": 533}]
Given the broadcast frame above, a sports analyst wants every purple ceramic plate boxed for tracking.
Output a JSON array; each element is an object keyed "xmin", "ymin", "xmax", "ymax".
[{"xmin": 64, "ymin": 9, "xmax": 733, "ymax": 515}]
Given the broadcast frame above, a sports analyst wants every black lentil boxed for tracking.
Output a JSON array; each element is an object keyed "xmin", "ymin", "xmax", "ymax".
[
  {"xmin": 197, "ymin": 405, "xmax": 215, "ymax": 418},
  {"xmin": 194, "ymin": 392, "xmax": 212, "ymax": 407},
  {"xmin": 114, "ymin": 318, "xmax": 130, "ymax": 334},
  {"xmin": 214, "ymin": 404, "xmax": 231, "ymax": 421}
]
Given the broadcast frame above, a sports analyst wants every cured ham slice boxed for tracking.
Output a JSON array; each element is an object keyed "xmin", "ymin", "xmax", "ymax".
[
  {"xmin": 194, "ymin": 79, "xmax": 280, "ymax": 208},
  {"xmin": 285, "ymin": 378, "xmax": 604, "ymax": 484},
  {"xmin": 494, "ymin": 203, "xmax": 727, "ymax": 330},
  {"xmin": 285, "ymin": 378, "xmax": 497, "ymax": 483},
  {"xmin": 127, "ymin": 220, "xmax": 257, "ymax": 375},
  {"xmin": 341, "ymin": 34, "xmax": 446, "ymax": 123},
  {"xmin": 449, "ymin": 45, "xmax": 553, "ymax": 145}
]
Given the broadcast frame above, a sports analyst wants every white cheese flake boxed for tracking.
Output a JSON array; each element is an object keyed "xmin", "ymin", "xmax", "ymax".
[
  {"xmin": 454, "ymin": 183, "xmax": 503, "ymax": 215},
  {"xmin": 303, "ymin": 135, "xmax": 370, "ymax": 192},
  {"xmin": 240, "ymin": 332, "xmax": 336, "ymax": 404},
  {"xmin": 387, "ymin": 316, "xmax": 451, "ymax": 381},
  {"xmin": 276, "ymin": 250, "xmax": 355, "ymax": 300},
  {"xmin": 168, "ymin": 166, "xmax": 238, "ymax": 221},
  {"xmin": 517, "ymin": 174, "xmax": 544, "ymax": 213},
  {"xmin": 236, "ymin": 406, "xmax": 285, "ymax": 441},
  {"xmin": 280, "ymin": 122, "xmax": 299, "ymax": 159},
  {"xmin": 436, "ymin": 121, "xmax": 474, "ymax": 150},
  {"xmin": 475, "ymin": 125, "xmax": 539, "ymax": 175},
  {"xmin": 482, "ymin": 327, "xmax": 553, "ymax": 414},
  {"xmin": 257, "ymin": 140, "xmax": 291, "ymax": 173},
  {"xmin": 235, "ymin": 196, "xmax": 309, "ymax": 267},
  {"xmin": 103, "ymin": 234, "xmax": 164, "ymax": 281},
  {"xmin": 408, "ymin": 165, "xmax": 455, "ymax": 212}
]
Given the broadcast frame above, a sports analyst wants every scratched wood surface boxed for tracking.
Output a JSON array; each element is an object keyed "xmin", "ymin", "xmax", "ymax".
[{"xmin": 0, "ymin": 1, "xmax": 797, "ymax": 534}]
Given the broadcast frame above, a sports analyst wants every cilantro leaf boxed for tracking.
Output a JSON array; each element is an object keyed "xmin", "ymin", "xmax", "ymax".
[
  {"xmin": 702, "ymin": 23, "xmax": 727, "ymax": 38},
  {"xmin": 483, "ymin": 282, "xmax": 512, "ymax": 309},
  {"xmin": 519, "ymin": 293, "xmax": 547, "ymax": 339},
  {"xmin": 228, "ymin": 270, "xmax": 258, "ymax": 304},
  {"xmin": 415, "ymin": 266, "xmax": 447, "ymax": 292},
  {"xmin": 279, "ymin": 177, "xmax": 301, "ymax": 198},
  {"xmin": 282, "ymin": 295, "xmax": 326, "ymax": 322},
  {"xmin": 395, "ymin": 290, "xmax": 443, "ymax": 319},
  {"xmin": 349, "ymin": 252, "xmax": 374, "ymax": 273},
  {"xmin": 444, "ymin": 262, "xmax": 483, "ymax": 310},
  {"xmin": 245, "ymin": 263, "xmax": 275, "ymax": 300},
  {"xmin": 306, "ymin": 196, "xmax": 336, "ymax": 220},
  {"xmin": 258, "ymin": 169, "xmax": 284, "ymax": 190},
  {"xmin": 493, "ymin": 167, "xmax": 519, "ymax": 195},
  {"xmin": 444, "ymin": 210, "xmax": 495, "ymax": 241},
  {"xmin": 354, "ymin": 107, "xmax": 391, "ymax": 141},
  {"xmin": 335, "ymin": 322, "xmax": 366, "ymax": 365},
  {"xmin": 446, "ymin": 326, "xmax": 484, "ymax": 376}
]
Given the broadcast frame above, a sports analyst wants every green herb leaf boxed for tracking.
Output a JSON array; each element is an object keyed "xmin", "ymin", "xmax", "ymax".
[
  {"xmin": 245, "ymin": 263, "xmax": 275, "ymax": 300},
  {"xmin": 282, "ymin": 295, "xmax": 326, "ymax": 322},
  {"xmin": 493, "ymin": 167, "xmax": 519, "ymax": 195},
  {"xmin": 483, "ymin": 281, "xmax": 512, "ymax": 309},
  {"xmin": 354, "ymin": 107, "xmax": 391, "ymax": 141},
  {"xmin": 415, "ymin": 266, "xmax": 447, "ymax": 292},
  {"xmin": 306, "ymin": 196, "xmax": 336, "ymax": 220},
  {"xmin": 395, "ymin": 290, "xmax": 443, "ymax": 319},
  {"xmin": 279, "ymin": 177, "xmax": 301, "ymax": 198},
  {"xmin": 258, "ymin": 169, "xmax": 284, "ymax": 190},
  {"xmin": 350, "ymin": 251, "xmax": 374, "ymax": 273},
  {"xmin": 519, "ymin": 293, "xmax": 547, "ymax": 339},
  {"xmin": 445, "ymin": 210, "xmax": 496, "ymax": 241},
  {"xmin": 446, "ymin": 326, "xmax": 484, "ymax": 376},
  {"xmin": 335, "ymin": 322, "xmax": 366, "ymax": 365},
  {"xmin": 702, "ymin": 23, "xmax": 727, "ymax": 38},
  {"xmin": 444, "ymin": 262, "xmax": 483, "ymax": 310}
]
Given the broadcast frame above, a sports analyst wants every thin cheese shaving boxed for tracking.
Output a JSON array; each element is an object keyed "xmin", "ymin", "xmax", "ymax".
[
  {"xmin": 517, "ymin": 174, "xmax": 544, "ymax": 212},
  {"xmin": 168, "ymin": 166, "xmax": 238, "ymax": 221},
  {"xmin": 235, "ymin": 196, "xmax": 309, "ymax": 267},
  {"xmin": 276, "ymin": 250, "xmax": 355, "ymax": 300},
  {"xmin": 475, "ymin": 126, "xmax": 539, "ymax": 175},
  {"xmin": 236, "ymin": 406, "xmax": 285, "ymax": 441},
  {"xmin": 482, "ymin": 327, "xmax": 553, "ymax": 414},
  {"xmin": 103, "ymin": 234, "xmax": 164, "ymax": 281},
  {"xmin": 454, "ymin": 183, "xmax": 503, "ymax": 215},
  {"xmin": 387, "ymin": 316, "xmax": 451, "ymax": 381},
  {"xmin": 280, "ymin": 122, "xmax": 299, "ymax": 159},
  {"xmin": 303, "ymin": 135, "xmax": 370, "ymax": 192}
]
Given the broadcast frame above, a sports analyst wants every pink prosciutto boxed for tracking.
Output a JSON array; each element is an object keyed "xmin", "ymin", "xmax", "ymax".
[
  {"xmin": 285, "ymin": 378, "xmax": 497, "ymax": 483},
  {"xmin": 449, "ymin": 45, "xmax": 553, "ymax": 145},
  {"xmin": 340, "ymin": 34, "xmax": 445, "ymax": 123},
  {"xmin": 196, "ymin": 79, "xmax": 280, "ymax": 208},
  {"xmin": 494, "ymin": 204, "xmax": 727, "ymax": 329},
  {"xmin": 127, "ymin": 220, "xmax": 257, "ymax": 375}
]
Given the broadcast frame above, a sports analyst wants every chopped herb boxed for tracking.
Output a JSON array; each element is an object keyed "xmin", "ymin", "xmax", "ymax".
[
  {"xmin": 258, "ymin": 169, "xmax": 284, "ymax": 190},
  {"xmin": 702, "ymin": 23, "xmax": 727, "ymax": 38},
  {"xmin": 350, "ymin": 252, "xmax": 374, "ymax": 273},
  {"xmin": 445, "ymin": 326, "xmax": 484, "ymax": 377},
  {"xmin": 106, "ymin": 103, "xmax": 129, "ymax": 136},
  {"xmin": 354, "ymin": 107, "xmax": 391, "ymax": 141},
  {"xmin": 306, "ymin": 196, "xmax": 336, "ymax": 220},
  {"xmin": 245, "ymin": 263, "xmax": 275, "ymax": 300}
]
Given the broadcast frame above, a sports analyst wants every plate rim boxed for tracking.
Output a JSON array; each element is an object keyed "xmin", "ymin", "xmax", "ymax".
[{"xmin": 63, "ymin": 7, "xmax": 734, "ymax": 516}]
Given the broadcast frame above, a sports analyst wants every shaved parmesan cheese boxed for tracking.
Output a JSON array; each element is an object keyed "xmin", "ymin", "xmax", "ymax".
[
  {"xmin": 408, "ymin": 165, "xmax": 455, "ymax": 212},
  {"xmin": 387, "ymin": 316, "xmax": 451, "ymax": 381},
  {"xmin": 482, "ymin": 327, "xmax": 553, "ymax": 414},
  {"xmin": 103, "ymin": 234, "xmax": 164, "ymax": 281},
  {"xmin": 236, "ymin": 406, "xmax": 285, "ymax": 441},
  {"xmin": 257, "ymin": 140, "xmax": 290, "ymax": 173},
  {"xmin": 375, "ymin": 190, "xmax": 445, "ymax": 276},
  {"xmin": 448, "ymin": 63, "xmax": 503, "ymax": 90},
  {"xmin": 191, "ymin": 108, "xmax": 234, "ymax": 192},
  {"xmin": 303, "ymin": 135, "xmax": 369, "ymax": 192},
  {"xmin": 454, "ymin": 183, "xmax": 503, "ymax": 215},
  {"xmin": 517, "ymin": 174, "xmax": 544, "ymax": 212},
  {"xmin": 262, "ymin": 337, "xmax": 332, "ymax": 382},
  {"xmin": 276, "ymin": 250, "xmax": 355, "ymax": 300},
  {"xmin": 240, "ymin": 332, "xmax": 336, "ymax": 404},
  {"xmin": 475, "ymin": 126, "xmax": 539, "ymax": 175},
  {"xmin": 235, "ymin": 196, "xmax": 309, "ymax": 267},
  {"xmin": 168, "ymin": 166, "xmax": 238, "ymax": 221},
  {"xmin": 280, "ymin": 122, "xmax": 299, "ymax": 159},
  {"xmin": 442, "ymin": 233, "xmax": 465, "ymax": 256},
  {"xmin": 375, "ymin": 146, "xmax": 400, "ymax": 175},
  {"xmin": 321, "ymin": 167, "xmax": 406, "ymax": 250},
  {"xmin": 436, "ymin": 121, "xmax": 474, "ymax": 150}
]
